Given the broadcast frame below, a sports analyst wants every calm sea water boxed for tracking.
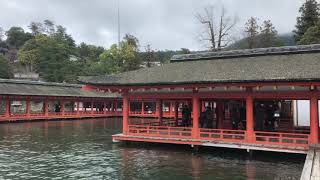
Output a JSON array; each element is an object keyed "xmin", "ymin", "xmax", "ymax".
[{"xmin": 0, "ymin": 118, "xmax": 305, "ymax": 180}]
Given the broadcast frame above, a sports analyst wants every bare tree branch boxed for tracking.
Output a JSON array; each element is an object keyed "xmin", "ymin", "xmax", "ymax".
[{"xmin": 195, "ymin": 5, "xmax": 238, "ymax": 51}]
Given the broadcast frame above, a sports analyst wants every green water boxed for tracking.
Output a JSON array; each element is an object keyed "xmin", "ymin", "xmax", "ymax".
[{"xmin": 0, "ymin": 118, "xmax": 304, "ymax": 180}]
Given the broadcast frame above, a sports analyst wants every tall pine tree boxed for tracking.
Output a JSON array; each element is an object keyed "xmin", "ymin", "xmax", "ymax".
[
  {"xmin": 294, "ymin": 0, "xmax": 320, "ymax": 42},
  {"xmin": 245, "ymin": 17, "xmax": 260, "ymax": 49}
]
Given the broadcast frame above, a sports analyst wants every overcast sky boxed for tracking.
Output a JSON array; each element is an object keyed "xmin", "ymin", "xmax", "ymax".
[{"xmin": 0, "ymin": 0, "xmax": 305, "ymax": 50}]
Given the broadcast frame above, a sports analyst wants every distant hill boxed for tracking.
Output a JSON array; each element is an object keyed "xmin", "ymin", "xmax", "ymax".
[
  {"xmin": 228, "ymin": 33, "xmax": 296, "ymax": 50},
  {"xmin": 278, "ymin": 33, "xmax": 296, "ymax": 46}
]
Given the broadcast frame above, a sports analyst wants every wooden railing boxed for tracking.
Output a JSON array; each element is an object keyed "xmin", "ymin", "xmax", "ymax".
[
  {"xmin": 30, "ymin": 112, "xmax": 45, "ymax": 116},
  {"xmin": 48, "ymin": 112, "xmax": 62, "ymax": 116},
  {"xmin": 254, "ymin": 131, "xmax": 309, "ymax": 147},
  {"xmin": 199, "ymin": 128, "xmax": 246, "ymax": 142},
  {"xmin": 128, "ymin": 125, "xmax": 192, "ymax": 138}
]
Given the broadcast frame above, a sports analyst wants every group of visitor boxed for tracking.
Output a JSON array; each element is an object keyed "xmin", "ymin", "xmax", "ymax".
[
  {"xmin": 255, "ymin": 102, "xmax": 279, "ymax": 131},
  {"xmin": 181, "ymin": 105, "xmax": 191, "ymax": 126},
  {"xmin": 181, "ymin": 104, "xmax": 215, "ymax": 128},
  {"xmin": 179, "ymin": 101, "xmax": 280, "ymax": 132},
  {"xmin": 230, "ymin": 103, "xmax": 246, "ymax": 130},
  {"xmin": 200, "ymin": 107, "xmax": 214, "ymax": 128}
]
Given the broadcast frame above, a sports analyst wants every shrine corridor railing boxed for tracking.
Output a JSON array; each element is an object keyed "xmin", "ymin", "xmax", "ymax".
[
  {"xmin": 128, "ymin": 125, "xmax": 192, "ymax": 138},
  {"xmin": 254, "ymin": 131, "xmax": 309, "ymax": 148},
  {"xmin": 126, "ymin": 125, "xmax": 310, "ymax": 149},
  {"xmin": 0, "ymin": 111, "xmax": 122, "ymax": 121},
  {"xmin": 199, "ymin": 128, "xmax": 246, "ymax": 142}
]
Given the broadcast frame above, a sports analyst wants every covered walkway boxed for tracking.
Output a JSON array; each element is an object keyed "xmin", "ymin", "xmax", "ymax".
[
  {"xmin": 0, "ymin": 79, "xmax": 122, "ymax": 121},
  {"xmin": 80, "ymin": 45, "xmax": 320, "ymax": 153}
]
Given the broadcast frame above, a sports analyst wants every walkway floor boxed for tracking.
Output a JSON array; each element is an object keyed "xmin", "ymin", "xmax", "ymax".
[{"xmin": 301, "ymin": 146, "xmax": 320, "ymax": 180}]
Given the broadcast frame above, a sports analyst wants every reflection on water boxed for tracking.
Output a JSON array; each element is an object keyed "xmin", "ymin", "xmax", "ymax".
[{"xmin": 0, "ymin": 118, "xmax": 304, "ymax": 180}]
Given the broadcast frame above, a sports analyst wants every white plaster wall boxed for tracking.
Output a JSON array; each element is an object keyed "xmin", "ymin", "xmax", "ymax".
[{"xmin": 297, "ymin": 100, "xmax": 310, "ymax": 126}]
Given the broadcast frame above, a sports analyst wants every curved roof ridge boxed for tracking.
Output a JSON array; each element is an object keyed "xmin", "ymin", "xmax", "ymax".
[
  {"xmin": 171, "ymin": 44, "xmax": 320, "ymax": 62},
  {"xmin": 0, "ymin": 78, "xmax": 82, "ymax": 88}
]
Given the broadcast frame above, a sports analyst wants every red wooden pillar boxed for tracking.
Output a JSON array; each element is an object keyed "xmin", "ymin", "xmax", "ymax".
[
  {"xmin": 157, "ymin": 100, "xmax": 163, "ymax": 124},
  {"xmin": 192, "ymin": 94, "xmax": 200, "ymax": 139},
  {"xmin": 174, "ymin": 101, "xmax": 179, "ymax": 126},
  {"xmin": 26, "ymin": 97, "xmax": 31, "ymax": 118},
  {"xmin": 123, "ymin": 95, "xmax": 129, "ymax": 135},
  {"xmin": 141, "ymin": 101, "xmax": 145, "ymax": 116},
  {"xmin": 44, "ymin": 98, "xmax": 49, "ymax": 118},
  {"xmin": 168, "ymin": 101, "xmax": 172, "ymax": 118},
  {"xmin": 246, "ymin": 96, "xmax": 254, "ymax": 143},
  {"xmin": 61, "ymin": 99, "xmax": 65, "ymax": 116},
  {"xmin": 91, "ymin": 100, "xmax": 94, "ymax": 114},
  {"xmin": 310, "ymin": 96, "xmax": 319, "ymax": 145},
  {"xmin": 5, "ymin": 97, "xmax": 10, "ymax": 118}
]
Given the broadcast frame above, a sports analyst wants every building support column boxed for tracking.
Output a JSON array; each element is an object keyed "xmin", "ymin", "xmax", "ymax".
[
  {"xmin": 5, "ymin": 97, "xmax": 10, "ymax": 118},
  {"xmin": 123, "ymin": 95, "xmax": 129, "ymax": 135},
  {"xmin": 26, "ymin": 97, "xmax": 31, "ymax": 118},
  {"xmin": 61, "ymin": 99, "xmax": 65, "ymax": 116},
  {"xmin": 192, "ymin": 92, "xmax": 200, "ymax": 139},
  {"xmin": 156, "ymin": 100, "xmax": 162, "ymax": 123},
  {"xmin": 310, "ymin": 95, "xmax": 319, "ymax": 145},
  {"xmin": 174, "ymin": 101, "xmax": 179, "ymax": 126},
  {"xmin": 141, "ymin": 101, "xmax": 145, "ymax": 116},
  {"xmin": 44, "ymin": 98, "xmax": 49, "ymax": 118},
  {"xmin": 246, "ymin": 96, "xmax": 254, "ymax": 143}
]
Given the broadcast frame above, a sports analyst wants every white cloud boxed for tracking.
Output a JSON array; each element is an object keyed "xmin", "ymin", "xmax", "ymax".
[{"xmin": 0, "ymin": 0, "xmax": 304, "ymax": 50}]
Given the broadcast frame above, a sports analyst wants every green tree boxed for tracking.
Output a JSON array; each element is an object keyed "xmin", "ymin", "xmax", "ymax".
[
  {"xmin": 53, "ymin": 25, "xmax": 75, "ymax": 50},
  {"xmin": 5, "ymin": 27, "xmax": 33, "ymax": 48},
  {"xmin": 259, "ymin": 20, "xmax": 283, "ymax": 48},
  {"xmin": 89, "ymin": 35, "xmax": 141, "ymax": 75},
  {"xmin": 77, "ymin": 42, "xmax": 104, "ymax": 64},
  {"xmin": 28, "ymin": 22, "xmax": 43, "ymax": 36},
  {"xmin": 245, "ymin": 17, "xmax": 260, "ymax": 49},
  {"xmin": 0, "ymin": 55, "xmax": 13, "ymax": 79},
  {"xmin": 298, "ymin": 24, "xmax": 320, "ymax": 44},
  {"xmin": 121, "ymin": 39, "xmax": 141, "ymax": 71},
  {"xmin": 89, "ymin": 44, "xmax": 122, "ymax": 75},
  {"xmin": 43, "ymin": 19, "xmax": 55, "ymax": 35},
  {"xmin": 179, "ymin": 48, "xmax": 191, "ymax": 54},
  {"xmin": 294, "ymin": 0, "xmax": 320, "ymax": 42},
  {"xmin": 18, "ymin": 35, "xmax": 72, "ymax": 82},
  {"xmin": 0, "ymin": 27, "xmax": 4, "ymax": 41}
]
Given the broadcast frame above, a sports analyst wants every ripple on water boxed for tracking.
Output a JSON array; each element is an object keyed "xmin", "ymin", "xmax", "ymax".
[{"xmin": 0, "ymin": 118, "xmax": 304, "ymax": 180}]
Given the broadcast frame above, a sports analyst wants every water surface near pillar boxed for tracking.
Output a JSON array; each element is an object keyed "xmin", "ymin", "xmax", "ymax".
[{"xmin": 0, "ymin": 118, "xmax": 304, "ymax": 179}]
